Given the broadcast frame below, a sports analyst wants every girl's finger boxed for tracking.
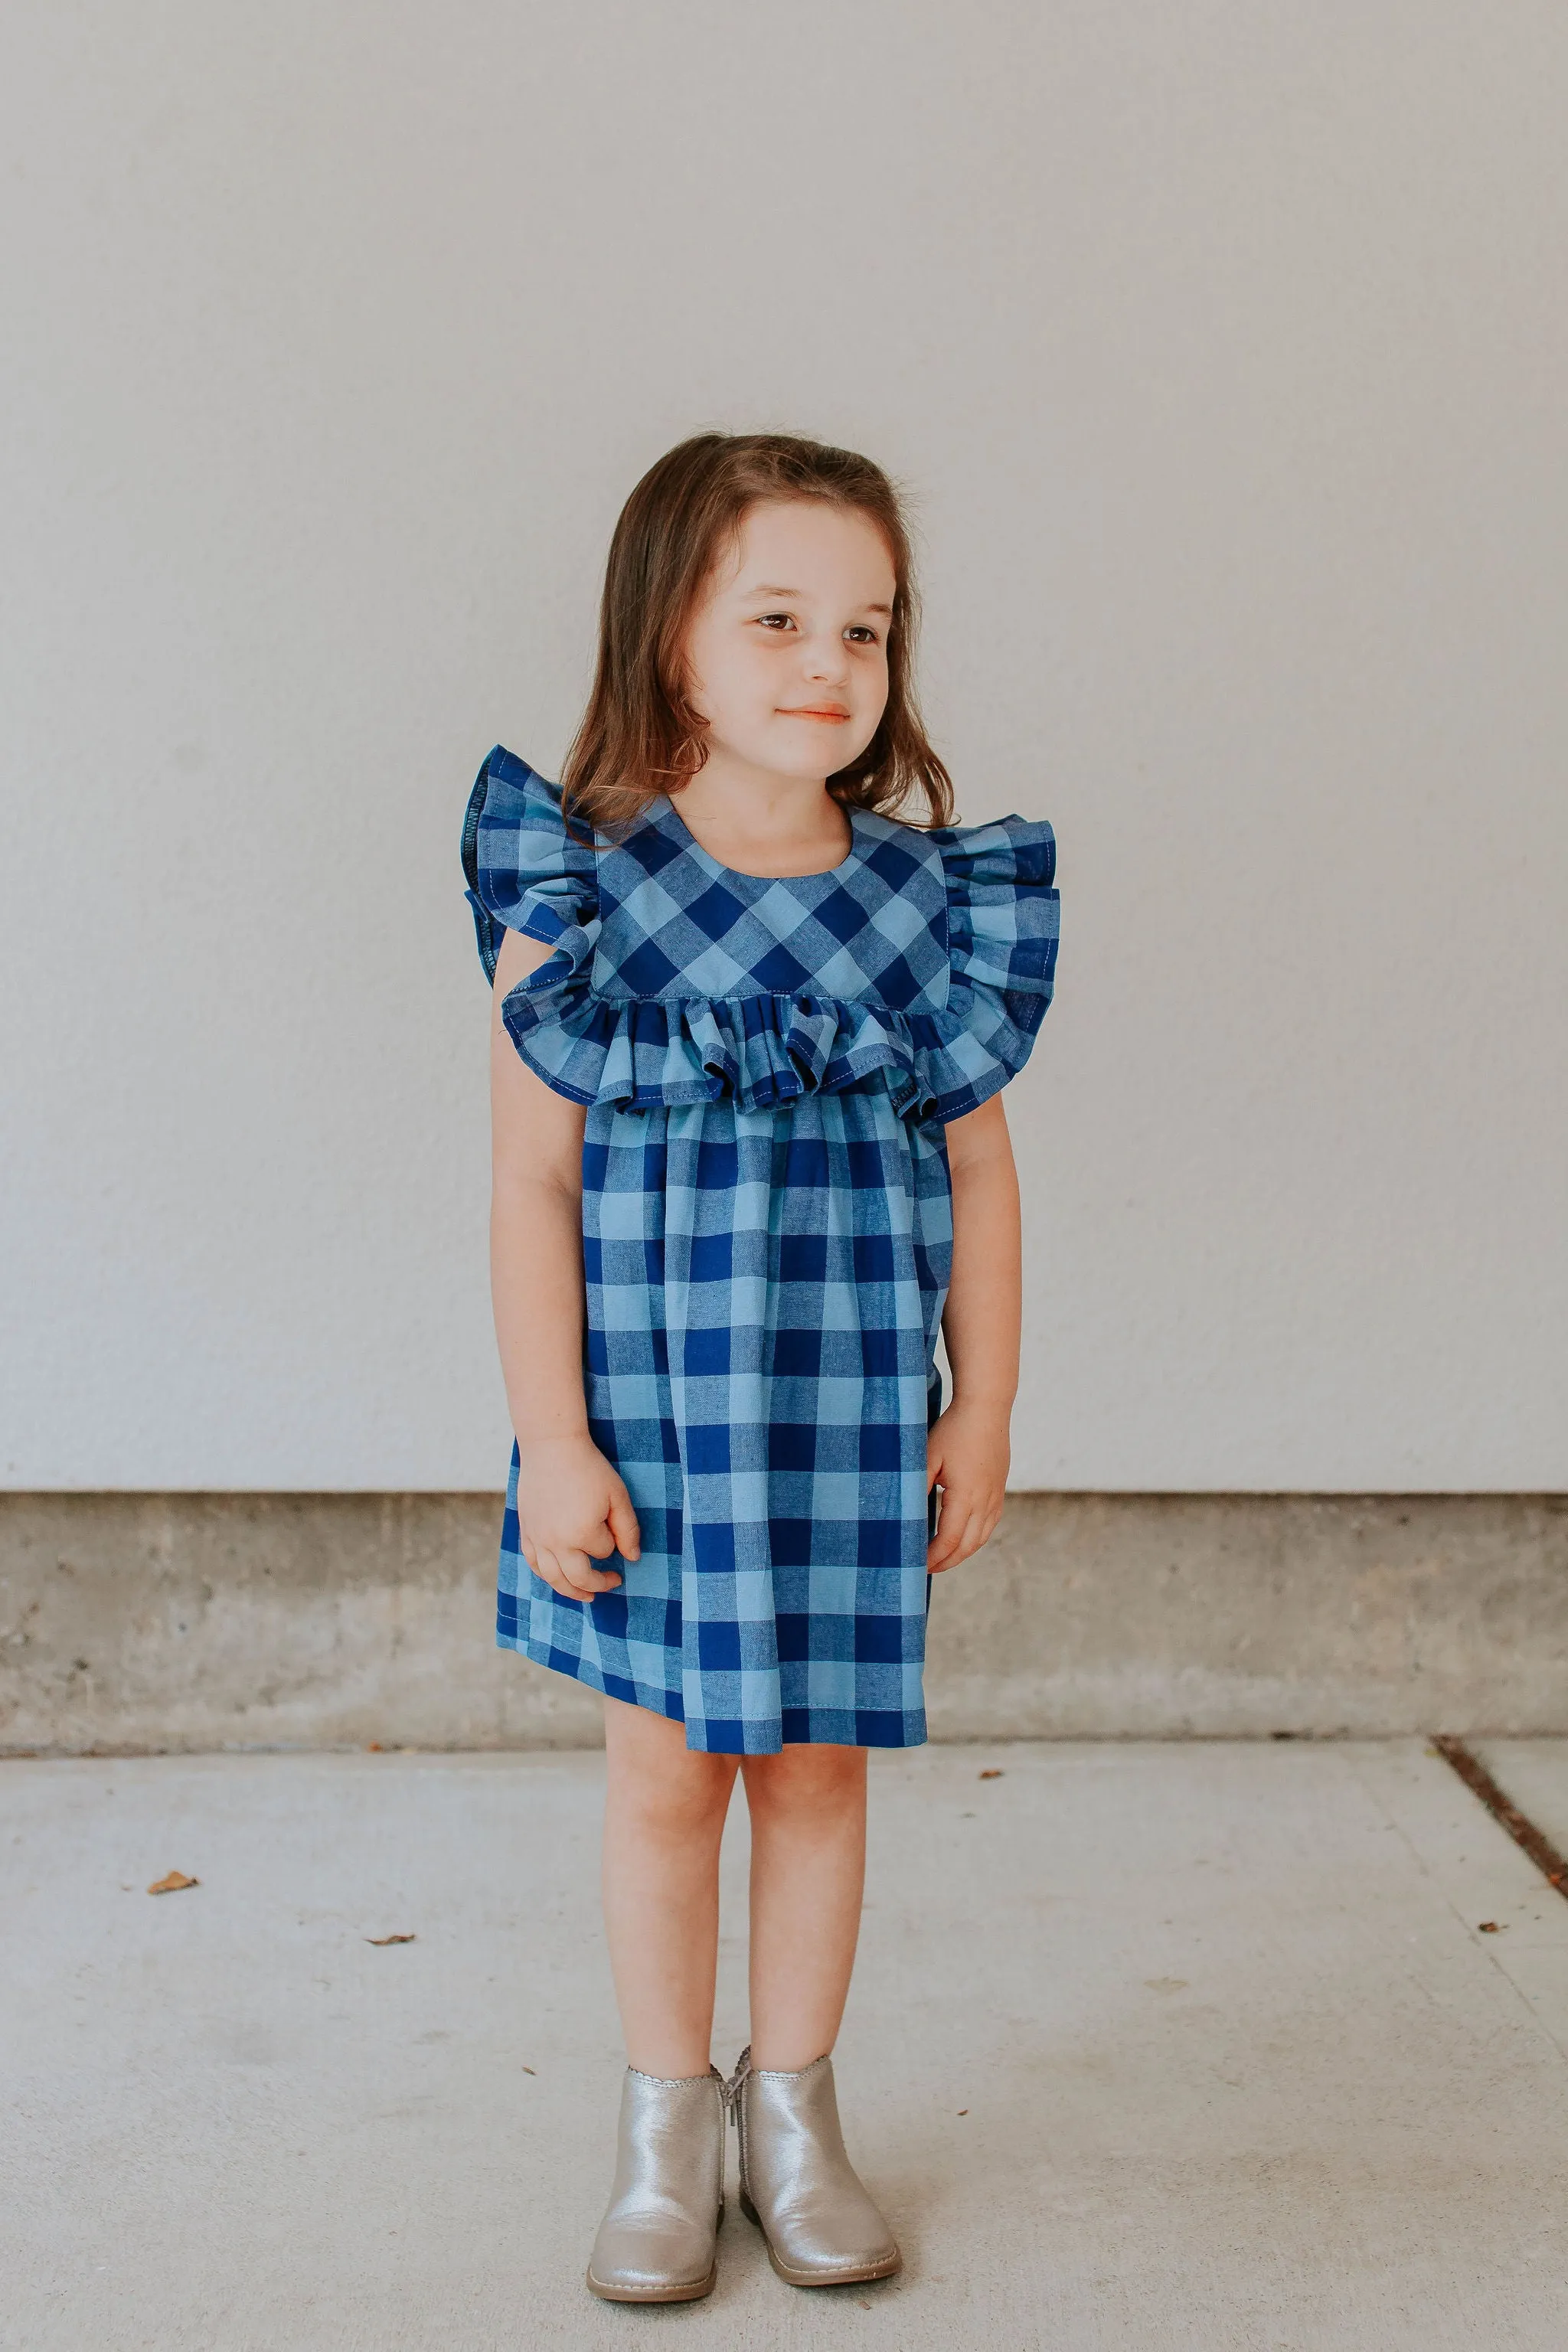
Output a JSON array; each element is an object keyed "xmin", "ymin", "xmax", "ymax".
[
  {"xmin": 964, "ymin": 1504, "xmax": 1001, "ymax": 1560},
  {"xmin": 527, "ymin": 1540, "xmax": 617, "ymax": 1599},
  {"xmin": 537, "ymin": 1547, "xmax": 593, "ymax": 1600},
  {"xmin": 927, "ymin": 1514, "xmax": 960, "ymax": 1571},
  {"xmin": 929, "ymin": 1501, "xmax": 982, "ymax": 1573},
  {"xmin": 606, "ymin": 1488, "xmax": 642, "ymax": 1562},
  {"xmin": 556, "ymin": 1545, "xmax": 622, "ymax": 1597},
  {"xmin": 532, "ymin": 1546, "xmax": 565, "ymax": 1592}
]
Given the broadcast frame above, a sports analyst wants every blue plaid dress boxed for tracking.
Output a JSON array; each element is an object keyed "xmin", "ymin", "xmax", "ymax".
[{"xmin": 462, "ymin": 744, "xmax": 1059, "ymax": 1753}]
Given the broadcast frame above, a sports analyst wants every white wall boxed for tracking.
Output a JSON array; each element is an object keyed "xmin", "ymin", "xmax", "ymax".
[{"xmin": 3, "ymin": 2, "xmax": 1565, "ymax": 1492}]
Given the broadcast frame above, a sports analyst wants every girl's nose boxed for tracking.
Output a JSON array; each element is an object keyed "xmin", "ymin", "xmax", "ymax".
[{"xmin": 802, "ymin": 633, "xmax": 850, "ymax": 683}]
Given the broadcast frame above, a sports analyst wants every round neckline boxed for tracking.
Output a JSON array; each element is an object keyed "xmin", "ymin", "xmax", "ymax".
[{"xmin": 659, "ymin": 793, "xmax": 861, "ymax": 884}]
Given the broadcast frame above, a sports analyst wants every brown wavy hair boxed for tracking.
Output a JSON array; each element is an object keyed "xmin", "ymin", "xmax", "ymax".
[{"xmin": 558, "ymin": 431, "xmax": 955, "ymax": 846}]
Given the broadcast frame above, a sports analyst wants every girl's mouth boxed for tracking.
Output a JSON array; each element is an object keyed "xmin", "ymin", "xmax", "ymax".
[{"xmin": 779, "ymin": 707, "xmax": 851, "ymax": 723}]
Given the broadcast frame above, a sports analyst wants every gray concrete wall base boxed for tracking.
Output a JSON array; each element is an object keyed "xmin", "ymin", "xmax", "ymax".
[{"xmin": 2, "ymin": 1492, "xmax": 1564, "ymax": 1755}]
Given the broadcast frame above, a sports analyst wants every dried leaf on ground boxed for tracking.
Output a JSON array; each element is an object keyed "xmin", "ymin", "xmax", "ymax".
[
  {"xmin": 147, "ymin": 1870, "xmax": 198, "ymax": 1894},
  {"xmin": 978, "ymin": 1769, "xmax": 1004, "ymax": 1780},
  {"xmin": 365, "ymin": 1932, "xmax": 416, "ymax": 1945}
]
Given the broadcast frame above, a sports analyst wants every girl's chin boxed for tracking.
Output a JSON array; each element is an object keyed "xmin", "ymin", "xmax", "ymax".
[
  {"xmin": 701, "ymin": 727, "xmax": 867, "ymax": 782},
  {"xmin": 756, "ymin": 732, "xmax": 861, "ymax": 774}
]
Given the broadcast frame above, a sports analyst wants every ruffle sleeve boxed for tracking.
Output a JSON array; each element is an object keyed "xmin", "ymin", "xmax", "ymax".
[
  {"xmin": 906, "ymin": 815, "xmax": 1060, "ymax": 1125},
  {"xmin": 461, "ymin": 743, "xmax": 599, "ymax": 983}
]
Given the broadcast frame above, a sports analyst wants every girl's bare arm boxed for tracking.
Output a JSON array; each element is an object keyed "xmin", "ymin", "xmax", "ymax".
[
  {"xmin": 926, "ymin": 1092, "xmax": 1022, "ymax": 1572},
  {"xmin": 490, "ymin": 924, "xmax": 642, "ymax": 1598}
]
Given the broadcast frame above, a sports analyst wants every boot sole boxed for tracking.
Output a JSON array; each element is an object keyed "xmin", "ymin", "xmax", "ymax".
[
  {"xmin": 585, "ymin": 2260, "xmax": 718, "ymax": 2303},
  {"xmin": 739, "ymin": 2189, "xmax": 903, "ymax": 2288}
]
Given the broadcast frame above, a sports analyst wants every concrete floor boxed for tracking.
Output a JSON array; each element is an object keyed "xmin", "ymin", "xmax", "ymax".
[{"xmin": 5, "ymin": 1742, "xmax": 1568, "ymax": 2351}]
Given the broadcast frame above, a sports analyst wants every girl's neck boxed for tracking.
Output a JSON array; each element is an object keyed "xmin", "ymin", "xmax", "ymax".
[{"xmin": 670, "ymin": 751, "xmax": 851, "ymax": 880}]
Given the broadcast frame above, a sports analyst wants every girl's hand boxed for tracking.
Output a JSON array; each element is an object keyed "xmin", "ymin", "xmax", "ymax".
[
  {"xmin": 926, "ymin": 1400, "xmax": 1010, "ymax": 1573},
  {"xmin": 515, "ymin": 1433, "xmax": 642, "ymax": 1602}
]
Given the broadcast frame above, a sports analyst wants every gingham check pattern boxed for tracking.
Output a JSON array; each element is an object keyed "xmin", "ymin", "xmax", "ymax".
[{"xmin": 463, "ymin": 745, "xmax": 1058, "ymax": 1753}]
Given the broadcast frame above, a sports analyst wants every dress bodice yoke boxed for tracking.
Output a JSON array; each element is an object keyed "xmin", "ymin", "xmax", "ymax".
[{"xmin": 462, "ymin": 745, "xmax": 1059, "ymax": 1130}]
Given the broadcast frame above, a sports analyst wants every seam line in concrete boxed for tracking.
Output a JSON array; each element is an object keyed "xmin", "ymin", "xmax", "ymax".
[{"xmin": 1432, "ymin": 1734, "xmax": 1568, "ymax": 1900}]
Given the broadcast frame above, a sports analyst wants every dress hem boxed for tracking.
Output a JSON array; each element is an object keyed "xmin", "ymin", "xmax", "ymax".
[{"xmin": 496, "ymin": 1624, "xmax": 930, "ymax": 1756}]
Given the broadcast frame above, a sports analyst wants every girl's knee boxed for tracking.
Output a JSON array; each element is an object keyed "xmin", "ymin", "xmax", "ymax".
[
  {"xmin": 605, "ymin": 1701, "xmax": 737, "ymax": 1835},
  {"xmin": 743, "ymin": 1743, "xmax": 867, "ymax": 1824}
]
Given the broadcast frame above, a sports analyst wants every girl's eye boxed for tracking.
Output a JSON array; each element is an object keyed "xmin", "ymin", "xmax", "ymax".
[{"xmin": 753, "ymin": 613, "xmax": 880, "ymax": 643}]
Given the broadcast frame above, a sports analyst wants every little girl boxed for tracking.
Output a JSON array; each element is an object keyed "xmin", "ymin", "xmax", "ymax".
[{"xmin": 461, "ymin": 431, "xmax": 1058, "ymax": 2302}]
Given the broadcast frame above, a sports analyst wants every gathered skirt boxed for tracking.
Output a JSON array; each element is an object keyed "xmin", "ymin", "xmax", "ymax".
[{"xmin": 496, "ymin": 1084, "xmax": 953, "ymax": 1753}]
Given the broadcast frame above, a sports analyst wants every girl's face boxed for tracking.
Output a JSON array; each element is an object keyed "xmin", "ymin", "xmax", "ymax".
[{"xmin": 681, "ymin": 499, "xmax": 897, "ymax": 784}]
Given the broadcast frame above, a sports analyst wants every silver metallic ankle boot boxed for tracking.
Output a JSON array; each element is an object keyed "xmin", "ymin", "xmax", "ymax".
[
  {"xmin": 585, "ymin": 2064, "xmax": 727, "ymax": 2303},
  {"xmin": 727, "ymin": 2047, "xmax": 901, "ymax": 2288}
]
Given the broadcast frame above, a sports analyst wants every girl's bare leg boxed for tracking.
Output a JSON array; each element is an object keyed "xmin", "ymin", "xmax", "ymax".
[
  {"xmin": 600, "ymin": 1695, "xmax": 740, "ymax": 2078},
  {"xmin": 740, "ymin": 1743, "xmax": 868, "ymax": 2070}
]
